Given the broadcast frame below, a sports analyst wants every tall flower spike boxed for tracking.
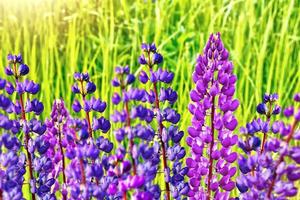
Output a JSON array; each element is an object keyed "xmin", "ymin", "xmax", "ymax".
[
  {"xmin": 43, "ymin": 100, "xmax": 76, "ymax": 199},
  {"xmin": 70, "ymin": 72, "xmax": 113, "ymax": 199},
  {"xmin": 237, "ymin": 93, "xmax": 300, "ymax": 199},
  {"xmin": 186, "ymin": 33, "xmax": 239, "ymax": 200},
  {"xmin": 138, "ymin": 43, "xmax": 189, "ymax": 200},
  {"xmin": 111, "ymin": 65, "xmax": 139, "ymax": 173},
  {"xmin": 110, "ymin": 65, "xmax": 161, "ymax": 199},
  {"xmin": 111, "ymin": 66, "xmax": 137, "ymax": 177},
  {"xmin": 1, "ymin": 54, "xmax": 46, "ymax": 200}
]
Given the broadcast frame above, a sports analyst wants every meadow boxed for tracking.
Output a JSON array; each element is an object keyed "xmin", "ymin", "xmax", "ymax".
[{"xmin": 0, "ymin": 0, "xmax": 299, "ymax": 199}]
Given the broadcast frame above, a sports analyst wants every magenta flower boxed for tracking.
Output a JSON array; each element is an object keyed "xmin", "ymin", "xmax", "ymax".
[{"xmin": 186, "ymin": 33, "xmax": 239, "ymax": 200}]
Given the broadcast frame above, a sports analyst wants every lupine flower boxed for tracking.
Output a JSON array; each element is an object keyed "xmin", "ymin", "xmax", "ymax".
[
  {"xmin": 138, "ymin": 43, "xmax": 188, "ymax": 200},
  {"xmin": 0, "ymin": 116, "xmax": 26, "ymax": 200},
  {"xmin": 186, "ymin": 33, "xmax": 239, "ymax": 200},
  {"xmin": 71, "ymin": 72, "xmax": 110, "ymax": 137},
  {"xmin": 110, "ymin": 65, "xmax": 161, "ymax": 199},
  {"xmin": 237, "ymin": 93, "xmax": 300, "ymax": 199},
  {"xmin": 69, "ymin": 72, "xmax": 113, "ymax": 199},
  {"xmin": 1, "ymin": 54, "xmax": 47, "ymax": 200},
  {"xmin": 42, "ymin": 100, "xmax": 78, "ymax": 199},
  {"xmin": 24, "ymin": 119, "xmax": 51, "ymax": 198},
  {"xmin": 0, "ymin": 94, "xmax": 12, "ymax": 112},
  {"xmin": 111, "ymin": 65, "xmax": 138, "ymax": 174}
]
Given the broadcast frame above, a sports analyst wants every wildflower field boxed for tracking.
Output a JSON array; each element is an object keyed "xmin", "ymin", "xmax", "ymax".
[{"xmin": 0, "ymin": 0, "xmax": 299, "ymax": 199}]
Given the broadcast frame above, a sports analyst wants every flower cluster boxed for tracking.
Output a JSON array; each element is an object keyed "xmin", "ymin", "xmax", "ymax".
[
  {"xmin": 0, "ymin": 54, "xmax": 48, "ymax": 200},
  {"xmin": 237, "ymin": 93, "xmax": 300, "ymax": 199},
  {"xmin": 187, "ymin": 33, "xmax": 239, "ymax": 200},
  {"xmin": 138, "ymin": 43, "xmax": 189, "ymax": 200},
  {"xmin": 43, "ymin": 99, "xmax": 77, "ymax": 199},
  {"xmin": 110, "ymin": 65, "xmax": 161, "ymax": 199},
  {"xmin": 1, "ymin": 34, "xmax": 300, "ymax": 200},
  {"xmin": 68, "ymin": 72, "xmax": 113, "ymax": 199},
  {"xmin": 0, "ymin": 115, "xmax": 25, "ymax": 200}
]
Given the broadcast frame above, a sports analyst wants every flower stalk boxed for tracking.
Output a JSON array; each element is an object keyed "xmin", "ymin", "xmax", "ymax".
[
  {"xmin": 57, "ymin": 124, "xmax": 67, "ymax": 200},
  {"xmin": 20, "ymin": 95, "xmax": 35, "ymax": 200},
  {"xmin": 207, "ymin": 95, "xmax": 215, "ymax": 200},
  {"xmin": 152, "ymin": 80, "xmax": 171, "ymax": 200},
  {"xmin": 138, "ymin": 43, "xmax": 188, "ymax": 199},
  {"xmin": 147, "ymin": 48, "xmax": 171, "ymax": 199},
  {"xmin": 123, "ymin": 92, "xmax": 137, "ymax": 175},
  {"xmin": 71, "ymin": 72, "xmax": 112, "ymax": 199},
  {"xmin": 187, "ymin": 33, "xmax": 239, "ymax": 199},
  {"xmin": 12, "ymin": 55, "xmax": 36, "ymax": 200}
]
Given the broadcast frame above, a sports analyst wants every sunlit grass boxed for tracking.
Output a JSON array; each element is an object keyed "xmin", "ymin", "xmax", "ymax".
[{"xmin": 0, "ymin": 0, "xmax": 299, "ymax": 199}]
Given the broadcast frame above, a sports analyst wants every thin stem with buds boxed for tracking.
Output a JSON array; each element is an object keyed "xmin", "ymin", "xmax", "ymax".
[
  {"xmin": 79, "ymin": 81, "xmax": 99, "ymax": 185},
  {"xmin": 58, "ymin": 125, "xmax": 67, "ymax": 200},
  {"xmin": 207, "ymin": 93, "xmax": 215, "ymax": 200},
  {"xmin": 12, "ymin": 62, "xmax": 36, "ymax": 200},
  {"xmin": 146, "ymin": 50, "xmax": 171, "ymax": 200}
]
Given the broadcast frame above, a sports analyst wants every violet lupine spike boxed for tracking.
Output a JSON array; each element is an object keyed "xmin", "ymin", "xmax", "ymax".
[
  {"xmin": 25, "ymin": 119, "xmax": 54, "ymax": 199},
  {"xmin": 0, "ymin": 115, "xmax": 25, "ymax": 200},
  {"xmin": 111, "ymin": 65, "xmax": 137, "ymax": 175},
  {"xmin": 138, "ymin": 43, "xmax": 189, "ymax": 200},
  {"xmin": 1, "ymin": 54, "xmax": 47, "ymax": 200},
  {"xmin": 186, "ymin": 33, "xmax": 239, "ymax": 200},
  {"xmin": 70, "ymin": 72, "xmax": 113, "ymax": 199},
  {"xmin": 71, "ymin": 72, "xmax": 110, "ymax": 138},
  {"xmin": 110, "ymin": 65, "xmax": 138, "ymax": 199},
  {"xmin": 64, "ymin": 118, "xmax": 113, "ymax": 200},
  {"xmin": 110, "ymin": 65, "xmax": 161, "ymax": 199},
  {"xmin": 43, "ymin": 99, "xmax": 76, "ymax": 199},
  {"xmin": 256, "ymin": 93, "xmax": 281, "ymax": 153},
  {"xmin": 237, "ymin": 93, "xmax": 300, "ymax": 200}
]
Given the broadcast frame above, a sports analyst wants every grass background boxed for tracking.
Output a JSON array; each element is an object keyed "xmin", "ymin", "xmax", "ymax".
[{"xmin": 0, "ymin": 0, "xmax": 299, "ymax": 199}]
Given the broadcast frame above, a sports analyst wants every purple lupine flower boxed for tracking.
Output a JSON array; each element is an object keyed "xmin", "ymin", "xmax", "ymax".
[
  {"xmin": 138, "ymin": 43, "xmax": 188, "ymax": 200},
  {"xmin": 5, "ymin": 66, "xmax": 14, "ymax": 76},
  {"xmin": 186, "ymin": 33, "xmax": 239, "ymax": 200},
  {"xmin": 139, "ymin": 70, "xmax": 149, "ymax": 84},
  {"xmin": 5, "ymin": 81, "xmax": 15, "ymax": 95},
  {"xmin": 237, "ymin": 93, "xmax": 300, "ymax": 199},
  {"xmin": 23, "ymin": 79, "xmax": 40, "ymax": 94},
  {"xmin": 21, "ymin": 119, "xmax": 54, "ymax": 200},
  {"xmin": 7, "ymin": 53, "xmax": 23, "ymax": 65},
  {"xmin": 1, "ymin": 54, "xmax": 46, "ymax": 200},
  {"xmin": 32, "ymin": 150, "xmax": 55, "ymax": 198},
  {"xmin": 71, "ymin": 72, "xmax": 111, "ymax": 138},
  {"xmin": 0, "ymin": 116, "xmax": 26, "ymax": 200},
  {"xmin": 0, "ymin": 94, "xmax": 12, "ymax": 112},
  {"xmin": 0, "ymin": 78, "xmax": 6, "ymax": 89},
  {"xmin": 70, "ymin": 72, "xmax": 113, "ymax": 198},
  {"xmin": 42, "ymin": 100, "xmax": 77, "ymax": 199},
  {"xmin": 110, "ymin": 65, "xmax": 161, "ymax": 199},
  {"xmin": 25, "ymin": 99, "xmax": 44, "ymax": 115},
  {"xmin": 65, "ymin": 119, "xmax": 111, "ymax": 199},
  {"xmin": 5, "ymin": 54, "xmax": 29, "ymax": 78},
  {"xmin": 18, "ymin": 64, "xmax": 29, "ymax": 76}
]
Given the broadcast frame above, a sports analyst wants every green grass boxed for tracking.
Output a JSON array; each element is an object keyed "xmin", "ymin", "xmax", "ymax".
[{"xmin": 0, "ymin": 0, "xmax": 299, "ymax": 199}]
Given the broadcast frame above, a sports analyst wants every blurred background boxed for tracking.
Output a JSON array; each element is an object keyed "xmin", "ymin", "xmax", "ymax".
[{"xmin": 0, "ymin": 0, "xmax": 299, "ymax": 197}]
